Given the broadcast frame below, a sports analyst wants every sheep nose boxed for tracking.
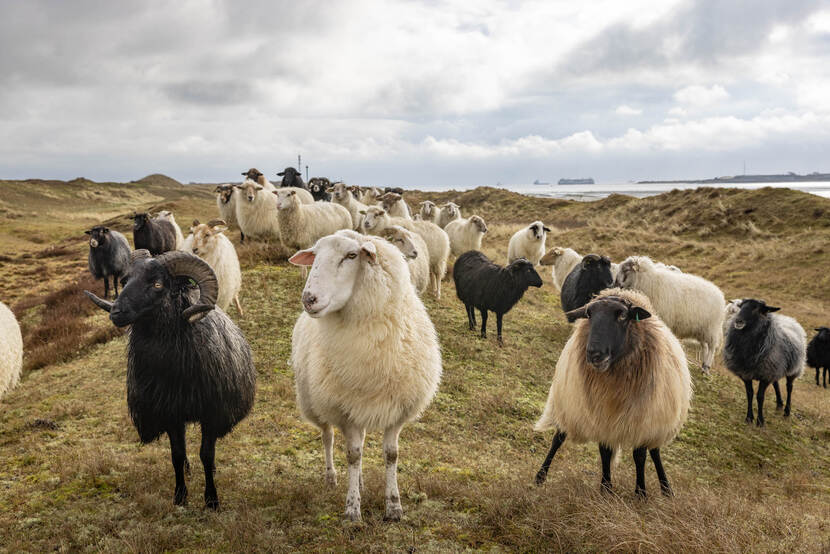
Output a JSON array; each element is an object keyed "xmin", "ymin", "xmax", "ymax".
[
  {"xmin": 587, "ymin": 349, "xmax": 607, "ymax": 365},
  {"xmin": 302, "ymin": 292, "xmax": 317, "ymax": 309}
]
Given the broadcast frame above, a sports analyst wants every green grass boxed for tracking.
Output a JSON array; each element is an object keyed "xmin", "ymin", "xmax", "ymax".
[{"xmin": 0, "ymin": 178, "xmax": 828, "ymax": 552}]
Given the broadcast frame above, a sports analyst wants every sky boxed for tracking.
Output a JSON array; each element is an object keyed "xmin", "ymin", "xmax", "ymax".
[{"xmin": 1, "ymin": 0, "xmax": 829, "ymax": 187}]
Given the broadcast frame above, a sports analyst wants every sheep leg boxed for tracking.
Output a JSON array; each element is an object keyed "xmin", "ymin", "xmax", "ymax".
[
  {"xmin": 168, "ymin": 424, "xmax": 188, "ymax": 506},
  {"xmin": 383, "ymin": 424, "xmax": 403, "ymax": 521},
  {"xmin": 200, "ymin": 430, "xmax": 219, "ymax": 510},
  {"xmin": 824, "ymin": 367, "xmax": 828, "ymax": 388},
  {"xmin": 649, "ymin": 448, "xmax": 673, "ymax": 497},
  {"xmin": 103, "ymin": 276, "xmax": 110, "ymax": 299},
  {"xmin": 496, "ymin": 313, "xmax": 504, "ymax": 348},
  {"xmin": 240, "ymin": 231, "xmax": 245, "ymax": 244},
  {"xmin": 772, "ymin": 380, "xmax": 784, "ymax": 409},
  {"xmin": 743, "ymin": 379, "xmax": 754, "ymax": 424},
  {"xmin": 343, "ymin": 424, "xmax": 365, "ymax": 521},
  {"xmin": 233, "ymin": 294, "xmax": 244, "ymax": 316},
  {"xmin": 435, "ymin": 272, "xmax": 441, "ymax": 300},
  {"xmin": 633, "ymin": 446, "xmax": 648, "ymax": 498},
  {"xmin": 112, "ymin": 275, "xmax": 119, "ymax": 298},
  {"xmin": 784, "ymin": 375, "xmax": 794, "ymax": 417},
  {"xmin": 322, "ymin": 423, "xmax": 337, "ymax": 486},
  {"xmin": 701, "ymin": 343, "xmax": 711, "ymax": 373},
  {"xmin": 479, "ymin": 309, "xmax": 488, "ymax": 339},
  {"xmin": 816, "ymin": 367, "xmax": 820, "ymax": 386},
  {"xmin": 755, "ymin": 379, "xmax": 770, "ymax": 427},
  {"xmin": 466, "ymin": 304, "xmax": 476, "ymax": 331},
  {"xmin": 535, "ymin": 430, "xmax": 567, "ymax": 485},
  {"xmin": 599, "ymin": 444, "xmax": 614, "ymax": 493}
]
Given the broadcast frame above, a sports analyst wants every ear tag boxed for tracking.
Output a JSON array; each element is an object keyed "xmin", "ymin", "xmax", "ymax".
[{"xmin": 635, "ymin": 312, "xmax": 640, "ymax": 322}]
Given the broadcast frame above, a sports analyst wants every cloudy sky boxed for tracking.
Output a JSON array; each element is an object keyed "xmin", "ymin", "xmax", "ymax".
[{"xmin": 1, "ymin": 0, "xmax": 829, "ymax": 186}]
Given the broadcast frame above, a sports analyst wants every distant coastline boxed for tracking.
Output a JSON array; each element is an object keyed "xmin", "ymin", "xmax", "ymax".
[{"xmin": 638, "ymin": 172, "xmax": 830, "ymax": 184}]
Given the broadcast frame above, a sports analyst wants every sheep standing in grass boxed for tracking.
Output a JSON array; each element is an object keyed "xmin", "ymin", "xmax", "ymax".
[
  {"xmin": 444, "ymin": 216, "xmax": 487, "ymax": 256},
  {"xmin": 86, "ymin": 225, "xmax": 131, "ymax": 298},
  {"xmin": 289, "ymin": 232, "xmax": 442, "ymax": 521},
  {"xmin": 615, "ymin": 256, "xmax": 725, "ymax": 373},
  {"xmin": 535, "ymin": 289, "xmax": 691, "ymax": 497},
  {"xmin": 453, "ymin": 251, "xmax": 542, "ymax": 347},
  {"xmin": 131, "ymin": 212, "xmax": 177, "ymax": 255},
  {"xmin": 234, "ymin": 179, "xmax": 280, "ymax": 241},
  {"xmin": 361, "ymin": 206, "xmax": 450, "ymax": 299},
  {"xmin": 329, "ymin": 182, "xmax": 369, "ymax": 230},
  {"xmin": 378, "ymin": 192, "xmax": 412, "ymax": 219},
  {"xmin": 807, "ymin": 327, "xmax": 830, "ymax": 388},
  {"xmin": 382, "ymin": 225, "xmax": 429, "ymax": 295},
  {"xmin": 723, "ymin": 299, "xmax": 805, "ymax": 426},
  {"xmin": 155, "ymin": 211, "xmax": 185, "ymax": 250},
  {"xmin": 418, "ymin": 201, "xmax": 440, "ymax": 224},
  {"xmin": 560, "ymin": 254, "xmax": 614, "ymax": 322},
  {"xmin": 0, "ymin": 301, "xmax": 23, "ymax": 401},
  {"xmin": 508, "ymin": 221, "xmax": 551, "ymax": 265},
  {"xmin": 437, "ymin": 202, "xmax": 461, "ymax": 228},
  {"xmin": 540, "ymin": 247, "xmax": 581, "ymax": 292},
  {"xmin": 187, "ymin": 219, "xmax": 243, "ymax": 316},
  {"xmin": 85, "ymin": 250, "xmax": 256, "ymax": 509},
  {"xmin": 215, "ymin": 184, "xmax": 244, "ymax": 243}
]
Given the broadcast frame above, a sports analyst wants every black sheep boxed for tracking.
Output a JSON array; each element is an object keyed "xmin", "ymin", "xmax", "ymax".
[
  {"xmin": 308, "ymin": 177, "xmax": 332, "ymax": 201},
  {"xmin": 131, "ymin": 212, "xmax": 176, "ymax": 256},
  {"xmin": 384, "ymin": 186, "xmax": 405, "ymax": 195},
  {"xmin": 560, "ymin": 254, "xmax": 613, "ymax": 322},
  {"xmin": 277, "ymin": 167, "xmax": 306, "ymax": 189},
  {"xmin": 453, "ymin": 250, "xmax": 542, "ymax": 347},
  {"xmin": 807, "ymin": 326, "xmax": 830, "ymax": 388},
  {"xmin": 84, "ymin": 250, "xmax": 256, "ymax": 509},
  {"xmin": 85, "ymin": 225, "xmax": 131, "ymax": 298}
]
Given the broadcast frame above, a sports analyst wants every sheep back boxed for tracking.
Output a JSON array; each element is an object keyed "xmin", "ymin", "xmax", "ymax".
[
  {"xmin": 724, "ymin": 313, "xmax": 806, "ymax": 383},
  {"xmin": 278, "ymin": 200, "xmax": 352, "ymax": 251},
  {"xmin": 445, "ymin": 216, "xmax": 486, "ymax": 256},
  {"xmin": 0, "ymin": 301, "xmax": 23, "ymax": 400}
]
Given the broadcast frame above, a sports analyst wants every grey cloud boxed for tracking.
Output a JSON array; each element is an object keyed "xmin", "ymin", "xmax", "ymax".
[{"xmin": 163, "ymin": 80, "xmax": 260, "ymax": 106}]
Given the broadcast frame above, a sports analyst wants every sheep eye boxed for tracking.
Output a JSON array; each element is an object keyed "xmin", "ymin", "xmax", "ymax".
[
  {"xmin": 154, "ymin": 282, "xmax": 163, "ymax": 289},
  {"xmin": 346, "ymin": 252, "xmax": 358, "ymax": 259},
  {"xmin": 618, "ymin": 311, "xmax": 627, "ymax": 321}
]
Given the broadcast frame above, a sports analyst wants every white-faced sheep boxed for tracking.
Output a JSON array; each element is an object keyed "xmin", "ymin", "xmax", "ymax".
[
  {"xmin": 86, "ymin": 225, "xmax": 131, "ymax": 298},
  {"xmin": 329, "ymin": 182, "xmax": 369, "ymax": 230},
  {"xmin": 378, "ymin": 192, "xmax": 412, "ymax": 219},
  {"xmin": 215, "ymin": 184, "xmax": 243, "ymax": 242},
  {"xmin": 382, "ymin": 225, "xmax": 430, "ymax": 295},
  {"xmin": 615, "ymin": 256, "xmax": 725, "ymax": 373},
  {"xmin": 274, "ymin": 188, "xmax": 352, "ymax": 252},
  {"xmin": 288, "ymin": 231, "xmax": 442, "ymax": 521},
  {"xmin": 155, "ymin": 210, "xmax": 185, "ymax": 251},
  {"xmin": 437, "ymin": 202, "xmax": 461, "ymax": 228},
  {"xmin": 508, "ymin": 221, "xmax": 551, "ymax": 265},
  {"xmin": 361, "ymin": 206, "xmax": 451, "ymax": 299},
  {"xmin": 0, "ymin": 301, "xmax": 23, "ymax": 401},
  {"xmin": 540, "ymin": 247, "xmax": 581, "ymax": 292},
  {"xmin": 535, "ymin": 289, "xmax": 692, "ymax": 497},
  {"xmin": 234, "ymin": 179, "xmax": 280, "ymax": 241},
  {"xmin": 444, "ymin": 216, "xmax": 487, "ymax": 256},
  {"xmin": 723, "ymin": 299, "xmax": 805, "ymax": 426},
  {"xmin": 418, "ymin": 201, "xmax": 440, "ymax": 224},
  {"xmin": 186, "ymin": 219, "xmax": 243, "ymax": 316}
]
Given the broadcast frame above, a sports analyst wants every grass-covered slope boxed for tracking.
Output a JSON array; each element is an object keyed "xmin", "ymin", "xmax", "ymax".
[{"xmin": 0, "ymin": 180, "xmax": 828, "ymax": 552}]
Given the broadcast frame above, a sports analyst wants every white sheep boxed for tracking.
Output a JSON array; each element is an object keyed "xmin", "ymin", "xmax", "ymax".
[
  {"xmin": 0, "ymin": 301, "xmax": 23, "ymax": 400},
  {"xmin": 444, "ymin": 215, "xmax": 487, "ymax": 256},
  {"xmin": 214, "ymin": 184, "xmax": 243, "ymax": 241},
  {"xmin": 274, "ymin": 189, "xmax": 352, "ymax": 264},
  {"xmin": 329, "ymin": 182, "xmax": 369, "ymax": 230},
  {"xmin": 616, "ymin": 255, "xmax": 725, "ymax": 373},
  {"xmin": 540, "ymin": 247, "xmax": 582, "ymax": 292},
  {"xmin": 186, "ymin": 219, "xmax": 243, "ymax": 315},
  {"xmin": 361, "ymin": 206, "xmax": 450, "ymax": 299},
  {"xmin": 155, "ymin": 210, "xmax": 185, "ymax": 251},
  {"xmin": 289, "ymin": 231, "xmax": 442, "ymax": 521},
  {"xmin": 382, "ymin": 225, "xmax": 430, "ymax": 295},
  {"xmin": 723, "ymin": 298, "xmax": 743, "ymax": 335},
  {"xmin": 360, "ymin": 186, "xmax": 383, "ymax": 205},
  {"xmin": 507, "ymin": 221, "xmax": 551, "ymax": 265},
  {"xmin": 235, "ymin": 180, "xmax": 313, "ymax": 241},
  {"xmin": 418, "ymin": 201, "xmax": 440, "ymax": 224},
  {"xmin": 378, "ymin": 192, "xmax": 412, "ymax": 219},
  {"xmin": 437, "ymin": 202, "xmax": 461, "ymax": 228}
]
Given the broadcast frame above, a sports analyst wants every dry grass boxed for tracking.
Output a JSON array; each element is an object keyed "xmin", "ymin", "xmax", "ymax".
[{"xmin": 0, "ymin": 180, "xmax": 828, "ymax": 552}]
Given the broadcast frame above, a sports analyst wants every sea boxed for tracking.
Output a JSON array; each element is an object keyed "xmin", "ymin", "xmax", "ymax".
[{"xmin": 414, "ymin": 181, "xmax": 830, "ymax": 201}]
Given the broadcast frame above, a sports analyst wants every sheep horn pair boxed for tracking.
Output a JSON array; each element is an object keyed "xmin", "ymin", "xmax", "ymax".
[{"xmin": 155, "ymin": 251, "xmax": 219, "ymax": 323}]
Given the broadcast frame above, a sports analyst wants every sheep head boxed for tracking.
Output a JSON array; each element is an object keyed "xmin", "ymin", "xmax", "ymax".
[
  {"xmin": 470, "ymin": 215, "xmax": 487, "ymax": 234},
  {"xmin": 273, "ymin": 188, "xmax": 299, "ymax": 210},
  {"xmin": 85, "ymin": 225, "xmax": 110, "ymax": 248},
  {"xmin": 190, "ymin": 219, "xmax": 227, "ymax": 256},
  {"xmin": 361, "ymin": 206, "xmax": 387, "ymax": 232},
  {"xmin": 539, "ymin": 247, "xmax": 563, "ymax": 265},
  {"xmin": 731, "ymin": 299, "xmax": 780, "ymax": 331},
  {"xmin": 383, "ymin": 225, "xmax": 418, "ymax": 259},
  {"xmin": 132, "ymin": 212, "xmax": 150, "ymax": 231},
  {"xmin": 235, "ymin": 180, "xmax": 264, "ymax": 202},
  {"xmin": 241, "ymin": 168, "xmax": 263, "ymax": 182},
  {"xmin": 507, "ymin": 258, "xmax": 543, "ymax": 289},
  {"xmin": 528, "ymin": 221, "xmax": 550, "ymax": 240}
]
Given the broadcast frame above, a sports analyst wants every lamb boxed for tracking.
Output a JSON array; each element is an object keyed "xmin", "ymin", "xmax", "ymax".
[
  {"xmin": 382, "ymin": 225, "xmax": 429, "ymax": 295},
  {"xmin": 534, "ymin": 289, "xmax": 691, "ymax": 497},
  {"xmin": 452, "ymin": 251, "xmax": 543, "ymax": 346},
  {"xmin": 86, "ymin": 225, "xmax": 131, "ymax": 298},
  {"xmin": 507, "ymin": 221, "xmax": 551, "ymax": 265},
  {"xmin": 418, "ymin": 201, "xmax": 440, "ymax": 224},
  {"xmin": 540, "ymin": 247, "xmax": 582, "ymax": 292},
  {"xmin": 444, "ymin": 215, "xmax": 487, "ymax": 256},
  {"xmin": 288, "ymin": 231, "xmax": 442, "ymax": 521},
  {"xmin": 273, "ymin": 189, "xmax": 352, "ymax": 254},
  {"xmin": 361, "ymin": 206, "xmax": 451, "ymax": 299},
  {"xmin": 0, "ymin": 301, "xmax": 23, "ymax": 401},
  {"xmin": 215, "ymin": 184, "xmax": 244, "ymax": 243},
  {"xmin": 329, "ymin": 182, "xmax": 369, "ymax": 230},
  {"xmin": 187, "ymin": 219, "xmax": 243, "ymax": 316},
  {"xmin": 131, "ymin": 212, "xmax": 177, "ymax": 255},
  {"xmin": 807, "ymin": 327, "xmax": 830, "ymax": 388},
  {"xmin": 437, "ymin": 202, "xmax": 461, "ymax": 228},
  {"xmin": 85, "ymin": 250, "xmax": 256, "ymax": 509},
  {"xmin": 308, "ymin": 177, "xmax": 332, "ymax": 202},
  {"xmin": 615, "ymin": 256, "xmax": 725, "ymax": 373},
  {"xmin": 277, "ymin": 167, "xmax": 306, "ymax": 189},
  {"xmin": 723, "ymin": 299, "xmax": 805, "ymax": 426},
  {"xmin": 378, "ymin": 192, "xmax": 412, "ymax": 219},
  {"xmin": 560, "ymin": 254, "xmax": 614, "ymax": 322},
  {"xmin": 155, "ymin": 210, "xmax": 185, "ymax": 250}
]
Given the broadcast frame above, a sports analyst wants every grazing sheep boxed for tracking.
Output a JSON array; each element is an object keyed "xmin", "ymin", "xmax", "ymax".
[
  {"xmin": 131, "ymin": 212, "xmax": 177, "ymax": 256},
  {"xmin": 560, "ymin": 254, "xmax": 614, "ymax": 322},
  {"xmin": 274, "ymin": 189, "xmax": 352, "ymax": 255},
  {"xmin": 329, "ymin": 182, "xmax": 369, "ymax": 230},
  {"xmin": 241, "ymin": 167, "xmax": 275, "ymax": 189},
  {"xmin": 187, "ymin": 219, "xmax": 243, "ymax": 316},
  {"xmin": 540, "ymin": 247, "xmax": 581, "ymax": 292},
  {"xmin": 723, "ymin": 299, "xmax": 805, "ymax": 426},
  {"xmin": 215, "ymin": 184, "xmax": 244, "ymax": 243},
  {"xmin": 807, "ymin": 327, "xmax": 830, "ymax": 388},
  {"xmin": 444, "ymin": 216, "xmax": 487, "ymax": 256},
  {"xmin": 378, "ymin": 192, "xmax": 412, "ymax": 219},
  {"xmin": 453, "ymin": 251, "xmax": 542, "ymax": 347},
  {"xmin": 508, "ymin": 221, "xmax": 551, "ymax": 265},
  {"xmin": 0, "ymin": 301, "xmax": 23, "ymax": 401},
  {"xmin": 288, "ymin": 231, "xmax": 442, "ymax": 521},
  {"xmin": 308, "ymin": 177, "xmax": 332, "ymax": 202},
  {"xmin": 382, "ymin": 225, "xmax": 429, "ymax": 295},
  {"xmin": 361, "ymin": 206, "xmax": 450, "ymax": 299},
  {"xmin": 616, "ymin": 256, "xmax": 725, "ymax": 373},
  {"xmin": 437, "ymin": 202, "xmax": 461, "ymax": 228},
  {"xmin": 155, "ymin": 210, "xmax": 185, "ymax": 250},
  {"xmin": 85, "ymin": 250, "xmax": 256, "ymax": 509},
  {"xmin": 534, "ymin": 289, "xmax": 692, "ymax": 497},
  {"xmin": 418, "ymin": 201, "xmax": 440, "ymax": 224},
  {"xmin": 86, "ymin": 225, "xmax": 131, "ymax": 299},
  {"xmin": 277, "ymin": 167, "xmax": 306, "ymax": 189}
]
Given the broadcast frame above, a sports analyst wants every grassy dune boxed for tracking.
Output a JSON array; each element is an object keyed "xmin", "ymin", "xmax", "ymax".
[{"xmin": 0, "ymin": 178, "xmax": 828, "ymax": 552}]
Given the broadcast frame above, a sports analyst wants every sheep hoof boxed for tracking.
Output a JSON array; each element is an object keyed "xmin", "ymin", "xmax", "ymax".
[
  {"xmin": 600, "ymin": 481, "xmax": 613, "ymax": 495},
  {"xmin": 634, "ymin": 487, "xmax": 647, "ymax": 499},
  {"xmin": 660, "ymin": 484, "xmax": 674, "ymax": 497},
  {"xmin": 701, "ymin": 365, "xmax": 711, "ymax": 375},
  {"xmin": 497, "ymin": 337, "xmax": 504, "ymax": 348},
  {"xmin": 783, "ymin": 408, "xmax": 791, "ymax": 417},
  {"xmin": 205, "ymin": 495, "xmax": 219, "ymax": 511},
  {"xmin": 775, "ymin": 403, "xmax": 783, "ymax": 410},
  {"xmin": 174, "ymin": 486, "xmax": 188, "ymax": 506},
  {"xmin": 344, "ymin": 506, "xmax": 362, "ymax": 522},
  {"xmin": 744, "ymin": 416, "xmax": 754, "ymax": 424},
  {"xmin": 384, "ymin": 504, "xmax": 403, "ymax": 522},
  {"xmin": 755, "ymin": 418, "xmax": 765, "ymax": 427},
  {"xmin": 326, "ymin": 471, "xmax": 337, "ymax": 486},
  {"xmin": 534, "ymin": 470, "xmax": 548, "ymax": 485}
]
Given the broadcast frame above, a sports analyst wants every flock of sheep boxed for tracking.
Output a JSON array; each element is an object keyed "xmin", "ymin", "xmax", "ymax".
[{"xmin": 0, "ymin": 166, "xmax": 828, "ymax": 523}]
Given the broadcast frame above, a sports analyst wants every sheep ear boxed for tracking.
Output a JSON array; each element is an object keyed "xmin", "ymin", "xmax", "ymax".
[
  {"xmin": 326, "ymin": 187, "xmax": 333, "ymax": 193},
  {"xmin": 277, "ymin": 171, "xmax": 285, "ymax": 176},
  {"xmin": 212, "ymin": 225, "xmax": 228, "ymax": 233},
  {"xmin": 289, "ymin": 249, "xmax": 315, "ymax": 266},
  {"xmin": 629, "ymin": 307, "xmax": 651, "ymax": 321},
  {"xmin": 762, "ymin": 305, "xmax": 780, "ymax": 313},
  {"xmin": 84, "ymin": 230, "xmax": 91, "ymax": 235},
  {"xmin": 103, "ymin": 228, "xmax": 109, "ymax": 233},
  {"xmin": 358, "ymin": 210, "xmax": 367, "ymax": 215},
  {"xmin": 255, "ymin": 185, "xmax": 263, "ymax": 190},
  {"xmin": 543, "ymin": 227, "xmax": 551, "ymax": 233},
  {"xmin": 566, "ymin": 306, "xmax": 588, "ymax": 320},
  {"xmin": 360, "ymin": 242, "xmax": 378, "ymax": 264}
]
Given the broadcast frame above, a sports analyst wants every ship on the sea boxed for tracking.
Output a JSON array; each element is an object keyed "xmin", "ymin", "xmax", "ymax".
[
  {"xmin": 558, "ymin": 177, "xmax": 595, "ymax": 185},
  {"xmin": 532, "ymin": 179, "xmax": 550, "ymax": 185}
]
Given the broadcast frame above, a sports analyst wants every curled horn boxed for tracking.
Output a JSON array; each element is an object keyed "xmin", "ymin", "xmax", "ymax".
[
  {"xmin": 130, "ymin": 249, "xmax": 152, "ymax": 263},
  {"xmin": 156, "ymin": 251, "xmax": 218, "ymax": 323},
  {"xmin": 206, "ymin": 219, "xmax": 226, "ymax": 227},
  {"xmin": 84, "ymin": 290, "xmax": 113, "ymax": 312}
]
